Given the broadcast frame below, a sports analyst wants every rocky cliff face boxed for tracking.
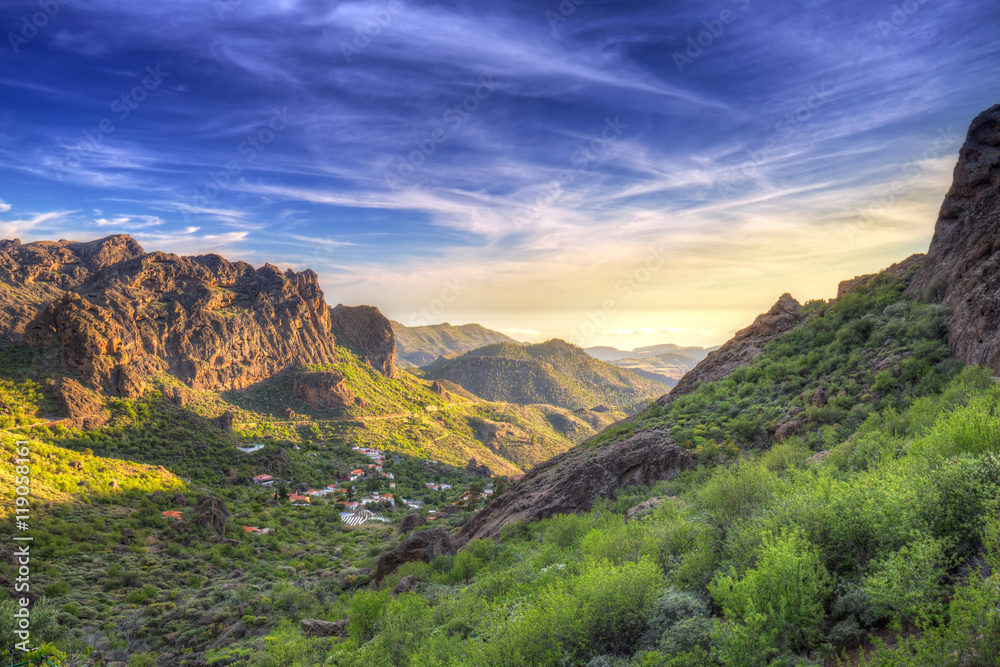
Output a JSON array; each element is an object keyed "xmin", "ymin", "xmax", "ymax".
[
  {"xmin": 660, "ymin": 293, "xmax": 804, "ymax": 404},
  {"xmin": 457, "ymin": 431, "xmax": 694, "ymax": 544},
  {"xmin": 330, "ymin": 304, "xmax": 397, "ymax": 378},
  {"xmin": 909, "ymin": 104, "xmax": 1000, "ymax": 372},
  {"xmin": 0, "ymin": 236, "xmax": 145, "ymax": 340},
  {"xmin": 11, "ymin": 235, "xmax": 346, "ymax": 396}
]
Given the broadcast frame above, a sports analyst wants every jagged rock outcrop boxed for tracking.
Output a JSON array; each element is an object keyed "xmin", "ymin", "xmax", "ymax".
[
  {"xmin": 909, "ymin": 104, "xmax": 1000, "ymax": 372},
  {"xmin": 465, "ymin": 458, "xmax": 493, "ymax": 479},
  {"xmin": 216, "ymin": 410, "xmax": 235, "ymax": 433},
  {"xmin": 292, "ymin": 371, "xmax": 356, "ymax": 410},
  {"xmin": 17, "ymin": 236, "xmax": 343, "ymax": 396},
  {"xmin": 51, "ymin": 377, "xmax": 110, "ymax": 428},
  {"xmin": 660, "ymin": 294, "xmax": 804, "ymax": 404},
  {"xmin": 330, "ymin": 304, "xmax": 397, "ymax": 378},
  {"xmin": 457, "ymin": 431, "xmax": 695, "ymax": 544},
  {"xmin": 0, "ymin": 236, "xmax": 144, "ymax": 341},
  {"xmin": 375, "ymin": 528, "xmax": 455, "ymax": 584}
]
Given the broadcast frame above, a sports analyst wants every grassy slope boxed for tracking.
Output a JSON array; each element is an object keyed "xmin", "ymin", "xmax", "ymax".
[
  {"xmin": 422, "ymin": 339, "xmax": 670, "ymax": 411},
  {"xmin": 231, "ymin": 269, "xmax": 1000, "ymax": 667}
]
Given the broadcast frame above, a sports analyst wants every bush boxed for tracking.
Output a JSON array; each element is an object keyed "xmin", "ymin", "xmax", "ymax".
[
  {"xmin": 709, "ymin": 531, "xmax": 831, "ymax": 654},
  {"xmin": 349, "ymin": 589, "xmax": 390, "ymax": 644},
  {"xmin": 862, "ymin": 532, "xmax": 950, "ymax": 629}
]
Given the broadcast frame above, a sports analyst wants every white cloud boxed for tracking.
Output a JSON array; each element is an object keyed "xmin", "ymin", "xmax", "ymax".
[
  {"xmin": 0, "ymin": 199, "xmax": 11, "ymax": 213},
  {"xmin": 95, "ymin": 215, "xmax": 165, "ymax": 229}
]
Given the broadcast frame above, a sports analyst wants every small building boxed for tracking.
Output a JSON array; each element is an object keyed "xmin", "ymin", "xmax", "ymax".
[
  {"xmin": 288, "ymin": 493, "xmax": 311, "ymax": 505},
  {"xmin": 162, "ymin": 511, "xmax": 182, "ymax": 519},
  {"xmin": 253, "ymin": 474, "xmax": 274, "ymax": 486}
]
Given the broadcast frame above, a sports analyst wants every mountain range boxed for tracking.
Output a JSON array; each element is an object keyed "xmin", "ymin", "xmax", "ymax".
[
  {"xmin": 390, "ymin": 321, "xmax": 518, "ymax": 367},
  {"xmin": 420, "ymin": 338, "xmax": 671, "ymax": 411}
]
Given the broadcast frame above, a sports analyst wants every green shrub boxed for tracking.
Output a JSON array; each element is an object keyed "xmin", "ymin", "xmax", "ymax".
[
  {"xmin": 709, "ymin": 531, "xmax": 831, "ymax": 653},
  {"xmin": 862, "ymin": 532, "xmax": 950, "ymax": 629}
]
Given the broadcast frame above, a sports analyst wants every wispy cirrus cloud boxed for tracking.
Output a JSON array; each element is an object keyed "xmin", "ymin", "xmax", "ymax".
[{"xmin": 0, "ymin": 0, "xmax": 998, "ymax": 347}]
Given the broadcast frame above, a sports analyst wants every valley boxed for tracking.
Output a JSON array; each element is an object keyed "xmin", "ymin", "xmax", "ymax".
[{"xmin": 2, "ymin": 31, "xmax": 1000, "ymax": 667}]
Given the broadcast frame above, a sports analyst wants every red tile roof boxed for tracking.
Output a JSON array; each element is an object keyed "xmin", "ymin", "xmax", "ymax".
[{"xmin": 162, "ymin": 511, "xmax": 182, "ymax": 519}]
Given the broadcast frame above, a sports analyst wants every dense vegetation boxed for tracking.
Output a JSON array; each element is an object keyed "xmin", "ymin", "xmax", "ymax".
[
  {"xmin": 597, "ymin": 273, "xmax": 959, "ymax": 457},
  {"xmin": 231, "ymin": 366, "xmax": 1000, "ymax": 667},
  {"xmin": 422, "ymin": 339, "xmax": 669, "ymax": 411},
  {"xmin": 4, "ymin": 270, "xmax": 1000, "ymax": 666}
]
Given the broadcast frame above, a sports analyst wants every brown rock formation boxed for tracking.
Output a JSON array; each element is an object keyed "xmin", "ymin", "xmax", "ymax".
[
  {"xmin": 19, "ymin": 235, "xmax": 343, "ymax": 396},
  {"xmin": 375, "ymin": 528, "xmax": 455, "ymax": 584},
  {"xmin": 216, "ymin": 410, "xmax": 235, "ymax": 433},
  {"xmin": 431, "ymin": 380, "xmax": 450, "ymax": 399},
  {"xmin": 0, "ymin": 236, "xmax": 144, "ymax": 341},
  {"xmin": 458, "ymin": 431, "xmax": 695, "ymax": 544},
  {"xmin": 909, "ymin": 104, "xmax": 1000, "ymax": 372},
  {"xmin": 51, "ymin": 377, "xmax": 110, "ymax": 428},
  {"xmin": 292, "ymin": 371, "xmax": 356, "ymax": 410},
  {"xmin": 624, "ymin": 497, "xmax": 663, "ymax": 523},
  {"xmin": 465, "ymin": 458, "xmax": 493, "ymax": 479},
  {"xmin": 399, "ymin": 513, "xmax": 427, "ymax": 534},
  {"xmin": 661, "ymin": 294, "xmax": 804, "ymax": 404},
  {"xmin": 330, "ymin": 304, "xmax": 397, "ymax": 378}
]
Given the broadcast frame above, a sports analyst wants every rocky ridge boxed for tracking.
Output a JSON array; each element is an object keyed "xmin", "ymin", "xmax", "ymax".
[
  {"xmin": 0, "ymin": 235, "xmax": 397, "ymax": 398},
  {"xmin": 457, "ymin": 431, "xmax": 694, "ymax": 544},
  {"xmin": 660, "ymin": 293, "xmax": 804, "ymax": 404},
  {"xmin": 909, "ymin": 104, "xmax": 1000, "ymax": 373}
]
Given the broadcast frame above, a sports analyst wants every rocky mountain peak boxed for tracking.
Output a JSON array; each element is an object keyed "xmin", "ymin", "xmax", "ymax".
[
  {"xmin": 330, "ymin": 304, "xmax": 397, "ymax": 378},
  {"xmin": 909, "ymin": 104, "xmax": 1000, "ymax": 371},
  {"xmin": 662, "ymin": 293, "xmax": 804, "ymax": 402}
]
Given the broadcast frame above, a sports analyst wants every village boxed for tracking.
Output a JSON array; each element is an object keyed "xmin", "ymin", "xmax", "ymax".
[{"xmin": 237, "ymin": 445, "xmax": 498, "ymax": 528}]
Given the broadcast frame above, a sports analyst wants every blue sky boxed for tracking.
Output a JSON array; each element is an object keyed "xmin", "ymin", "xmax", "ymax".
[{"xmin": 2, "ymin": 0, "xmax": 999, "ymax": 348}]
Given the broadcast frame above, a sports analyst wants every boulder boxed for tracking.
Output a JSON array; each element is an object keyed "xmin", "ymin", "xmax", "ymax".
[
  {"xmin": 399, "ymin": 513, "xmax": 426, "ymax": 534},
  {"xmin": 52, "ymin": 377, "xmax": 109, "ymax": 428},
  {"xmin": 301, "ymin": 619, "xmax": 349, "ymax": 638},
  {"xmin": 775, "ymin": 420, "xmax": 803, "ymax": 441},
  {"xmin": 391, "ymin": 575, "xmax": 421, "ymax": 596},
  {"xmin": 375, "ymin": 528, "xmax": 455, "ymax": 584},
  {"xmin": 292, "ymin": 371, "xmax": 356, "ymax": 410},
  {"xmin": 465, "ymin": 458, "xmax": 493, "ymax": 479},
  {"xmin": 193, "ymin": 495, "xmax": 230, "ymax": 534},
  {"xmin": 216, "ymin": 410, "xmax": 235, "ymax": 433},
  {"xmin": 811, "ymin": 388, "xmax": 827, "ymax": 408},
  {"xmin": 625, "ymin": 497, "xmax": 663, "ymax": 523}
]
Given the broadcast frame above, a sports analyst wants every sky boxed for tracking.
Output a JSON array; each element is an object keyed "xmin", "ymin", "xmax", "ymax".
[{"xmin": 1, "ymin": 0, "xmax": 999, "ymax": 350}]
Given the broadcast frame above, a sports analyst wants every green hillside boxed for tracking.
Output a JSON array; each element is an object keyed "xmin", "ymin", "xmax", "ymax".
[
  {"xmin": 422, "ymin": 339, "xmax": 670, "ymax": 411},
  {"xmin": 390, "ymin": 321, "xmax": 518, "ymax": 367},
  {"xmin": 226, "ymin": 267, "xmax": 1000, "ymax": 667}
]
